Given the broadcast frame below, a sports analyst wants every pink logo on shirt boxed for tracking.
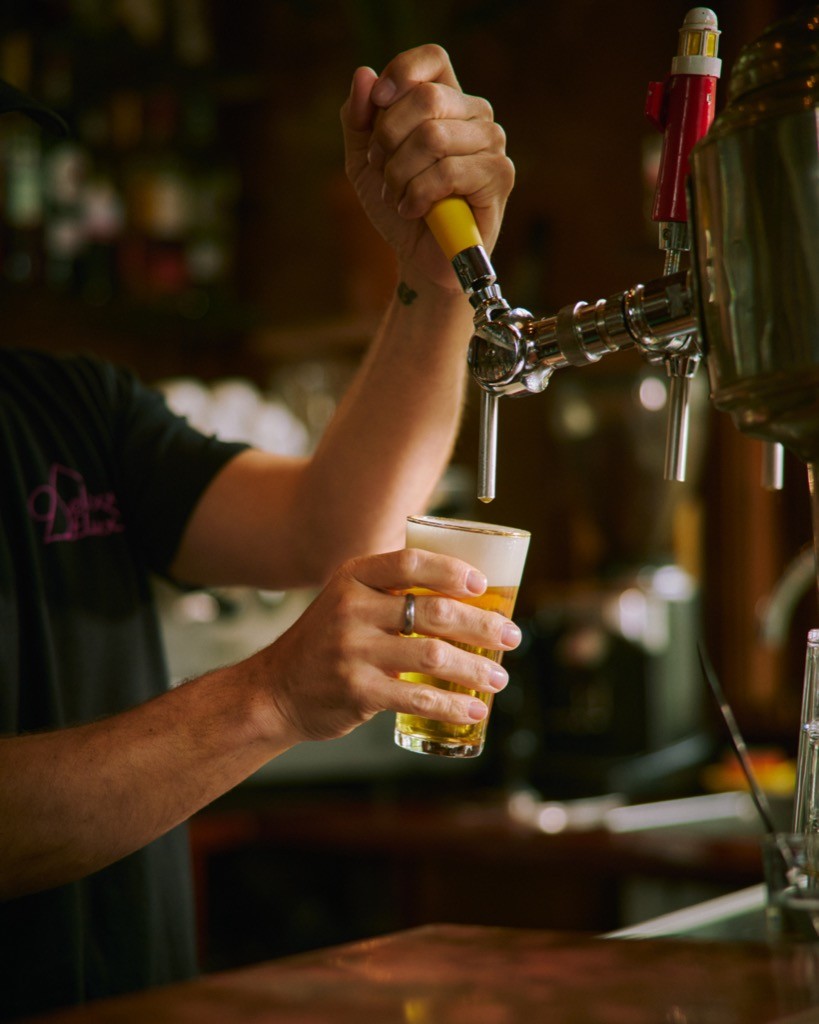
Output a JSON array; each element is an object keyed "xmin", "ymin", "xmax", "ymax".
[{"xmin": 27, "ymin": 463, "xmax": 125, "ymax": 543}]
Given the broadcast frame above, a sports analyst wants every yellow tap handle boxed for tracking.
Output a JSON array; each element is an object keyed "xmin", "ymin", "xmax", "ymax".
[
  {"xmin": 424, "ymin": 197, "xmax": 484, "ymax": 261},
  {"xmin": 426, "ymin": 197, "xmax": 497, "ymax": 504}
]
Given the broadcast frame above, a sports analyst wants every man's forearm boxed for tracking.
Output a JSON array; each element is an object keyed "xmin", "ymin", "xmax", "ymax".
[
  {"xmin": 1, "ymin": 540, "xmax": 521, "ymax": 901},
  {"xmin": 169, "ymin": 43, "xmax": 513, "ymax": 592},
  {"xmin": 0, "ymin": 664, "xmax": 289, "ymax": 900},
  {"xmin": 292, "ymin": 272, "xmax": 473, "ymax": 575}
]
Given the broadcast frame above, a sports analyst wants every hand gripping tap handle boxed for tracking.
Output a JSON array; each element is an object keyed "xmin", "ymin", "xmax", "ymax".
[
  {"xmin": 425, "ymin": 197, "xmax": 484, "ymax": 263},
  {"xmin": 425, "ymin": 197, "xmax": 501, "ymax": 503}
]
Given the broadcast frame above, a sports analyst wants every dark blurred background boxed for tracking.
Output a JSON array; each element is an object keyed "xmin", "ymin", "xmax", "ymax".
[{"xmin": 1, "ymin": 0, "xmax": 813, "ymax": 968}]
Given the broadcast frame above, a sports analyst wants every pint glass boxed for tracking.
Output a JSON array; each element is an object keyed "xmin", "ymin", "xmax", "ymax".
[{"xmin": 394, "ymin": 515, "xmax": 530, "ymax": 758}]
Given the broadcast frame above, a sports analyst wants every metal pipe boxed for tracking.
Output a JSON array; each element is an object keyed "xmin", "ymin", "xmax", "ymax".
[
  {"xmin": 477, "ymin": 390, "xmax": 498, "ymax": 503},
  {"xmin": 664, "ymin": 374, "xmax": 691, "ymax": 482}
]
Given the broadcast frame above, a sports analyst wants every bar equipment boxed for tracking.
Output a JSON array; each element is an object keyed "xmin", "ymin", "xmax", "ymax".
[
  {"xmin": 793, "ymin": 630, "xmax": 819, "ymax": 834},
  {"xmin": 501, "ymin": 564, "xmax": 707, "ymax": 799},
  {"xmin": 700, "ymin": 639, "xmax": 787, "ymax": 845},
  {"xmin": 780, "ymin": 631, "xmax": 819, "ymax": 936},
  {"xmin": 422, "ymin": 7, "xmax": 819, "ymax": 798},
  {"xmin": 427, "ymin": 6, "xmax": 817, "ymax": 503},
  {"xmin": 427, "ymin": 7, "xmax": 722, "ymax": 500}
]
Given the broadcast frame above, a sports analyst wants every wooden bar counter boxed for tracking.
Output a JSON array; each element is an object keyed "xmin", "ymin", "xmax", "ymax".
[{"xmin": 26, "ymin": 922, "xmax": 819, "ymax": 1023}]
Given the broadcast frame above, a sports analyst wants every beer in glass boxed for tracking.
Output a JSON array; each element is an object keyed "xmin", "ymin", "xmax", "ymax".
[{"xmin": 395, "ymin": 515, "xmax": 530, "ymax": 757}]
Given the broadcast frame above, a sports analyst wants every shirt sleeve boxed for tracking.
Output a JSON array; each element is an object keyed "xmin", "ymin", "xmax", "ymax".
[{"xmin": 82, "ymin": 356, "xmax": 249, "ymax": 574}]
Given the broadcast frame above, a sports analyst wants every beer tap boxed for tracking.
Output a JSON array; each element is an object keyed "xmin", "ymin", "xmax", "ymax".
[
  {"xmin": 427, "ymin": 9, "xmax": 723, "ymax": 502},
  {"xmin": 425, "ymin": 224, "xmax": 702, "ymax": 501},
  {"xmin": 645, "ymin": 7, "xmax": 721, "ymax": 482},
  {"xmin": 431, "ymin": 7, "xmax": 814, "ymax": 505},
  {"xmin": 425, "ymin": 197, "xmax": 533, "ymax": 503},
  {"xmin": 427, "ymin": 188, "xmax": 701, "ymax": 500}
]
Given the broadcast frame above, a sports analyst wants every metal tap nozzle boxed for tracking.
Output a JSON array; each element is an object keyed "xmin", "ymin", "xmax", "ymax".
[
  {"xmin": 477, "ymin": 390, "xmax": 498, "ymax": 503},
  {"xmin": 452, "ymin": 245, "xmax": 514, "ymax": 505},
  {"xmin": 762, "ymin": 443, "xmax": 786, "ymax": 491},
  {"xmin": 663, "ymin": 350, "xmax": 700, "ymax": 482}
]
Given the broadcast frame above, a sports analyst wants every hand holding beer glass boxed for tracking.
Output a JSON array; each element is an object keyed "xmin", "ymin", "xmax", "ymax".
[{"xmin": 395, "ymin": 515, "xmax": 530, "ymax": 757}]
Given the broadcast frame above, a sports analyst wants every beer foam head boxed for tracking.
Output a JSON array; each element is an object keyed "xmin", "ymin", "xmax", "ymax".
[{"xmin": 406, "ymin": 516, "xmax": 530, "ymax": 586}]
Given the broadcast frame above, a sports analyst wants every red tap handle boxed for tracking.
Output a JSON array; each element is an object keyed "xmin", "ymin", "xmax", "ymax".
[
  {"xmin": 646, "ymin": 8, "xmax": 721, "ymax": 225},
  {"xmin": 647, "ymin": 74, "xmax": 718, "ymax": 223}
]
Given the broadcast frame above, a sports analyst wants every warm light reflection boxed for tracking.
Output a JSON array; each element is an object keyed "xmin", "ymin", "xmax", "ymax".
[
  {"xmin": 537, "ymin": 804, "xmax": 569, "ymax": 834},
  {"xmin": 638, "ymin": 375, "xmax": 667, "ymax": 412}
]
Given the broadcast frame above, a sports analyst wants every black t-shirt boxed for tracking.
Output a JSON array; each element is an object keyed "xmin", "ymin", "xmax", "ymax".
[{"xmin": 0, "ymin": 349, "xmax": 247, "ymax": 1019}]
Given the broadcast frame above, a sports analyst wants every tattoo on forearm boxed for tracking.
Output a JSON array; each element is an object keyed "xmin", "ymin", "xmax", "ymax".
[{"xmin": 397, "ymin": 281, "xmax": 418, "ymax": 306}]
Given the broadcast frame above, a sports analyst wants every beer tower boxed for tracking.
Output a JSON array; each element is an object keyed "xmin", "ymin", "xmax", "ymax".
[
  {"xmin": 426, "ymin": 7, "xmax": 818, "ymax": 518},
  {"xmin": 425, "ymin": 6, "xmax": 819, "ymax": 791}
]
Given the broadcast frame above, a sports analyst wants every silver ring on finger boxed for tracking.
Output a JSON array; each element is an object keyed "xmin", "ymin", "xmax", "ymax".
[{"xmin": 398, "ymin": 593, "xmax": 416, "ymax": 637}]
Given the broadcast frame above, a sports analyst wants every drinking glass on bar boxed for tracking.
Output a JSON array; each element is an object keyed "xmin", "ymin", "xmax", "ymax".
[
  {"xmin": 394, "ymin": 514, "xmax": 530, "ymax": 758},
  {"xmin": 793, "ymin": 629, "xmax": 819, "ymax": 836}
]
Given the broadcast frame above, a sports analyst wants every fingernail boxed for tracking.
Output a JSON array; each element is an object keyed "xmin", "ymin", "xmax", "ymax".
[
  {"xmin": 371, "ymin": 76, "xmax": 397, "ymax": 105},
  {"xmin": 501, "ymin": 623, "xmax": 522, "ymax": 648},
  {"xmin": 490, "ymin": 666, "xmax": 508, "ymax": 690},
  {"xmin": 466, "ymin": 570, "xmax": 487, "ymax": 594},
  {"xmin": 468, "ymin": 700, "xmax": 488, "ymax": 721}
]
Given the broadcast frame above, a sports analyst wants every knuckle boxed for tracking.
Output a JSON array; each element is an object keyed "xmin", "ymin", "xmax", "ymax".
[
  {"xmin": 426, "ymin": 595, "xmax": 455, "ymax": 633},
  {"xmin": 377, "ymin": 123, "xmax": 401, "ymax": 155},
  {"xmin": 487, "ymin": 613, "xmax": 508, "ymax": 646},
  {"xmin": 475, "ymin": 95, "xmax": 494, "ymax": 121},
  {"xmin": 445, "ymin": 692, "xmax": 477, "ymax": 723},
  {"xmin": 421, "ymin": 42, "xmax": 448, "ymax": 64},
  {"xmin": 334, "ymin": 588, "xmax": 359, "ymax": 626},
  {"xmin": 489, "ymin": 120, "xmax": 507, "ymax": 151},
  {"xmin": 504, "ymin": 157, "xmax": 517, "ymax": 190},
  {"xmin": 414, "ymin": 80, "xmax": 445, "ymax": 117},
  {"xmin": 411, "ymin": 687, "xmax": 439, "ymax": 716},
  {"xmin": 418, "ymin": 118, "xmax": 450, "ymax": 157},
  {"xmin": 396, "ymin": 547, "xmax": 423, "ymax": 578},
  {"xmin": 419, "ymin": 638, "xmax": 449, "ymax": 675}
]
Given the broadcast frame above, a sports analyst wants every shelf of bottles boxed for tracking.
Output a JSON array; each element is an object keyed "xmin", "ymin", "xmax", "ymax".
[{"xmin": 0, "ymin": 1, "xmax": 248, "ymax": 336}]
